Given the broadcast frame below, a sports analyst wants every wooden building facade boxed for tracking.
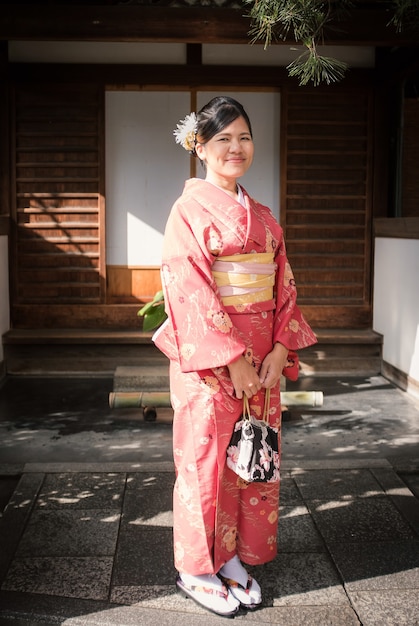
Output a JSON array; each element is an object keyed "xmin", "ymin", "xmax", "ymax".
[{"xmin": 0, "ymin": 1, "xmax": 419, "ymax": 376}]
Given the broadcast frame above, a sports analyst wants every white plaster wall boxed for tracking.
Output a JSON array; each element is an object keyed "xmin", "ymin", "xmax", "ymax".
[
  {"xmin": 106, "ymin": 91, "xmax": 191, "ymax": 266},
  {"xmin": 373, "ymin": 238, "xmax": 419, "ymax": 383},
  {"xmin": 0, "ymin": 236, "xmax": 10, "ymax": 363},
  {"xmin": 9, "ymin": 41, "xmax": 186, "ymax": 64},
  {"xmin": 202, "ymin": 44, "xmax": 375, "ymax": 67}
]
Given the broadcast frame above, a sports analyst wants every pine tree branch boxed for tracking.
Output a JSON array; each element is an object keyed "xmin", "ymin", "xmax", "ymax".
[
  {"xmin": 287, "ymin": 48, "xmax": 348, "ymax": 86},
  {"xmin": 243, "ymin": 0, "xmax": 351, "ymax": 85},
  {"xmin": 389, "ymin": 0, "xmax": 419, "ymax": 33},
  {"xmin": 243, "ymin": 0, "xmax": 419, "ymax": 86}
]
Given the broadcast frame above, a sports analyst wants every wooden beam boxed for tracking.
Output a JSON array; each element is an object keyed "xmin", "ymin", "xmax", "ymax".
[
  {"xmin": 0, "ymin": 4, "xmax": 417, "ymax": 46},
  {"xmin": 374, "ymin": 217, "xmax": 419, "ymax": 239},
  {"xmin": 0, "ymin": 215, "xmax": 10, "ymax": 236},
  {"xmin": 9, "ymin": 62, "xmax": 374, "ymax": 87},
  {"xmin": 376, "ymin": 47, "xmax": 419, "ymax": 84},
  {"xmin": 186, "ymin": 43, "xmax": 202, "ymax": 66},
  {"xmin": 2, "ymin": 6, "xmax": 250, "ymax": 43},
  {"xmin": 9, "ymin": 61, "xmax": 288, "ymax": 85}
]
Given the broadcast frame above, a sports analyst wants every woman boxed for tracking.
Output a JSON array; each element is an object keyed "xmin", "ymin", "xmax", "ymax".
[{"xmin": 154, "ymin": 96, "xmax": 317, "ymax": 617}]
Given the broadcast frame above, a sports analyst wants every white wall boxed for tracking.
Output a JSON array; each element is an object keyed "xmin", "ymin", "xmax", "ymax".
[
  {"xmin": 9, "ymin": 41, "xmax": 186, "ymax": 64},
  {"xmin": 0, "ymin": 236, "xmax": 10, "ymax": 364},
  {"xmin": 373, "ymin": 237, "xmax": 419, "ymax": 390},
  {"xmin": 105, "ymin": 91, "xmax": 191, "ymax": 266},
  {"xmin": 202, "ymin": 44, "xmax": 375, "ymax": 67}
]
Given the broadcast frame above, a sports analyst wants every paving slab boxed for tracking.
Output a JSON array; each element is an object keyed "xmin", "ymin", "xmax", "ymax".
[
  {"xmin": 348, "ymin": 590, "xmax": 419, "ymax": 626},
  {"xmin": 309, "ymin": 497, "xmax": 416, "ymax": 543},
  {"xmin": 250, "ymin": 552, "xmax": 349, "ymax": 607},
  {"xmin": 113, "ymin": 526, "xmax": 175, "ymax": 586},
  {"xmin": 328, "ymin": 541, "xmax": 419, "ymax": 591},
  {"xmin": 0, "ymin": 473, "xmax": 44, "ymax": 582},
  {"xmin": 290, "ymin": 468, "xmax": 386, "ymax": 500},
  {"xmin": 277, "ymin": 504, "xmax": 325, "ymax": 552},
  {"xmin": 35, "ymin": 472, "xmax": 127, "ymax": 509},
  {"xmin": 399, "ymin": 471, "xmax": 419, "ymax": 498},
  {"xmin": 2, "ymin": 556, "xmax": 114, "ymax": 601},
  {"xmin": 122, "ymin": 471, "xmax": 175, "ymax": 527},
  {"xmin": 15, "ymin": 508, "xmax": 121, "ymax": 557}
]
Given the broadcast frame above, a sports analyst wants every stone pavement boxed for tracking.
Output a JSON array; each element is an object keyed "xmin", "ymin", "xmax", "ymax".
[{"xmin": 0, "ymin": 375, "xmax": 419, "ymax": 625}]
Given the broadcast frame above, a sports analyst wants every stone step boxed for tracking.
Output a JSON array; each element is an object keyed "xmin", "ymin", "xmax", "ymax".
[
  {"xmin": 113, "ymin": 364, "xmax": 169, "ymax": 392},
  {"xmin": 2, "ymin": 328, "xmax": 383, "ymax": 377},
  {"xmin": 3, "ymin": 329, "xmax": 165, "ymax": 376},
  {"xmin": 299, "ymin": 356, "xmax": 382, "ymax": 377},
  {"xmin": 300, "ymin": 330, "xmax": 382, "ymax": 377}
]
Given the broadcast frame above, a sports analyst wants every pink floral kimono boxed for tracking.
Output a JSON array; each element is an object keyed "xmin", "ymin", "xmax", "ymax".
[{"xmin": 154, "ymin": 178, "xmax": 317, "ymax": 576}]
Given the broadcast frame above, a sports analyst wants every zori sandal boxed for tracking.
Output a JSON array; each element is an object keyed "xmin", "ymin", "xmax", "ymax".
[
  {"xmin": 218, "ymin": 555, "xmax": 262, "ymax": 610},
  {"xmin": 176, "ymin": 572, "xmax": 240, "ymax": 618},
  {"xmin": 219, "ymin": 573, "xmax": 262, "ymax": 610}
]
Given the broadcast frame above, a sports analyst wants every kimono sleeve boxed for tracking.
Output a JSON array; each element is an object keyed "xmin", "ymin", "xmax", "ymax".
[
  {"xmin": 272, "ymin": 237, "xmax": 317, "ymax": 351},
  {"xmin": 159, "ymin": 200, "xmax": 247, "ymax": 373}
]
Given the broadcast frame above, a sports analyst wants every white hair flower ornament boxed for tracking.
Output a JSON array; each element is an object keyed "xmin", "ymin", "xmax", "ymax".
[{"xmin": 173, "ymin": 112, "xmax": 198, "ymax": 152}]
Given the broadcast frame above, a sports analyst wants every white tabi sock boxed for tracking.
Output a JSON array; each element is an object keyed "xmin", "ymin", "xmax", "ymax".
[
  {"xmin": 180, "ymin": 572, "xmax": 223, "ymax": 591},
  {"xmin": 219, "ymin": 554, "xmax": 249, "ymax": 588}
]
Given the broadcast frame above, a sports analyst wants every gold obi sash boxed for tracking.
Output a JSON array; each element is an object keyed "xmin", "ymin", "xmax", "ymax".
[{"xmin": 212, "ymin": 252, "xmax": 276, "ymax": 306}]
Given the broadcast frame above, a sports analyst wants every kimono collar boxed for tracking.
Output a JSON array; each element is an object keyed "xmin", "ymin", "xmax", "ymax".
[{"xmin": 183, "ymin": 178, "xmax": 268, "ymax": 251}]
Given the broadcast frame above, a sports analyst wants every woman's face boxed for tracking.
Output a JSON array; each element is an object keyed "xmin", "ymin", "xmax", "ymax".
[{"xmin": 195, "ymin": 115, "xmax": 254, "ymax": 185}]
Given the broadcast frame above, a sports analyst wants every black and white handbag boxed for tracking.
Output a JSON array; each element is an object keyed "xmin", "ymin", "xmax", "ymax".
[{"xmin": 226, "ymin": 389, "xmax": 280, "ymax": 483}]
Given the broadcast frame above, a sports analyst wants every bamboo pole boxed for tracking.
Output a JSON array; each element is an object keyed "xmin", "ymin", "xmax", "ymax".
[{"xmin": 109, "ymin": 390, "xmax": 323, "ymax": 409}]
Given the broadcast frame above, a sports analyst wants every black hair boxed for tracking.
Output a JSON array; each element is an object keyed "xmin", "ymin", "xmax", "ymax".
[{"xmin": 195, "ymin": 96, "xmax": 253, "ymax": 151}]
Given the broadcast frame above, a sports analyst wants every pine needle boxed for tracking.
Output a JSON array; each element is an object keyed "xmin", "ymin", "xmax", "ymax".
[
  {"xmin": 243, "ymin": 0, "xmax": 350, "ymax": 85},
  {"xmin": 389, "ymin": 0, "xmax": 419, "ymax": 32},
  {"xmin": 287, "ymin": 51, "xmax": 348, "ymax": 86},
  {"xmin": 243, "ymin": 0, "xmax": 419, "ymax": 85}
]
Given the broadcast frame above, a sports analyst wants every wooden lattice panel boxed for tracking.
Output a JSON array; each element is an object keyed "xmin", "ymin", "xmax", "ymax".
[
  {"xmin": 12, "ymin": 84, "xmax": 104, "ymax": 305},
  {"xmin": 282, "ymin": 86, "xmax": 373, "ymax": 327}
]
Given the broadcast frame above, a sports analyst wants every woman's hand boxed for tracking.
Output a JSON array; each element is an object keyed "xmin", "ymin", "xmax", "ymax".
[
  {"xmin": 259, "ymin": 342, "xmax": 289, "ymax": 389},
  {"xmin": 227, "ymin": 355, "xmax": 262, "ymax": 399}
]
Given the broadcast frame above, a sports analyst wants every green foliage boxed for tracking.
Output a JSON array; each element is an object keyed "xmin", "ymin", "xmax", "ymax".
[
  {"xmin": 243, "ymin": 0, "xmax": 419, "ymax": 86},
  {"xmin": 390, "ymin": 0, "xmax": 419, "ymax": 32},
  {"xmin": 244, "ymin": 0, "xmax": 351, "ymax": 85},
  {"xmin": 246, "ymin": 0, "xmax": 339, "ymax": 48},
  {"xmin": 137, "ymin": 290, "xmax": 167, "ymax": 332},
  {"xmin": 287, "ymin": 48, "xmax": 348, "ymax": 86}
]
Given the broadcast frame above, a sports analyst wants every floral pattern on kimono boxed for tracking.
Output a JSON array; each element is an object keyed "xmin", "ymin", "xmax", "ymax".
[{"xmin": 154, "ymin": 178, "xmax": 317, "ymax": 575}]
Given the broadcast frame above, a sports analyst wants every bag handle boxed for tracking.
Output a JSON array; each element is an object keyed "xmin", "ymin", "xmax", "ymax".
[
  {"xmin": 243, "ymin": 388, "xmax": 271, "ymax": 424},
  {"xmin": 262, "ymin": 388, "xmax": 271, "ymax": 424}
]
